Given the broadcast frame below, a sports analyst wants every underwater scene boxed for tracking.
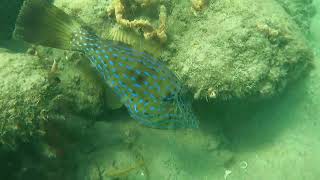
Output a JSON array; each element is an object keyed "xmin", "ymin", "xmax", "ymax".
[{"xmin": 1, "ymin": 0, "xmax": 320, "ymax": 179}]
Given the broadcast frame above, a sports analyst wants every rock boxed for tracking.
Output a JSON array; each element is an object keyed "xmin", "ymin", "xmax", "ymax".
[
  {"xmin": 0, "ymin": 48, "xmax": 48, "ymax": 149},
  {"xmin": 166, "ymin": 0, "xmax": 314, "ymax": 100},
  {"xmin": 0, "ymin": 44, "xmax": 107, "ymax": 149},
  {"xmin": 52, "ymin": 0, "xmax": 315, "ymax": 101}
]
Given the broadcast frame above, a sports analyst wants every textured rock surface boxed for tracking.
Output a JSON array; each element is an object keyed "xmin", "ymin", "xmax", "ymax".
[
  {"xmin": 34, "ymin": 46, "xmax": 106, "ymax": 117},
  {"xmin": 0, "ymin": 48, "xmax": 48, "ymax": 149},
  {"xmin": 165, "ymin": 0, "xmax": 314, "ymax": 100},
  {"xmin": 0, "ymin": 44, "xmax": 105, "ymax": 149}
]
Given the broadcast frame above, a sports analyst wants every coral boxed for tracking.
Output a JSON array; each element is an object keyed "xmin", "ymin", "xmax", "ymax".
[
  {"xmin": 191, "ymin": 0, "xmax": 208, "ymax": 11},
  {"xmin": 224, "ymin": 169, "xmax": 232, "ymax": 180},
  {"xmin": 108, "ymin": 0, "xmax": 168, "ymax": 43},
  {"xmin": 143, "ymin": 5, "xmax": 168, "ymax": 43}
]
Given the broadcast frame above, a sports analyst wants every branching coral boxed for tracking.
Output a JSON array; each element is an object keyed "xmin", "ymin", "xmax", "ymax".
[
  {"xmin": 108, "ymin": 0, "xmax": 167, "ymax": 43},
  {"xmin": 144, "ymin": 5, "xmax": 167, "ymax": 43}
]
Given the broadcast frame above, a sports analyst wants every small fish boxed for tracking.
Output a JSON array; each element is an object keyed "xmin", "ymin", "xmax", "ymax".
[{"xmin": 14, "ymin": 0, "xmax": 199, "ymax": 129}]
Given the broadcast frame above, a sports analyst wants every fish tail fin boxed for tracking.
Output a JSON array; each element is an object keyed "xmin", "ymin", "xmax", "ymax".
[{"xmin": 13, "ymin": 0, "xmax": 81, "ymax": 50}]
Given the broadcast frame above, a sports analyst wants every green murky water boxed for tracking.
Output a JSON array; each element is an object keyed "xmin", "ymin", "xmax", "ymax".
[{"xmin": 1, "ymin": 0, "xmax": 320, "ymax": 179}]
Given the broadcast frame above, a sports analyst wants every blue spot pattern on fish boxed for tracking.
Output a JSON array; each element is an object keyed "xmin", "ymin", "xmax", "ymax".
[{"xmin": 71, "ymin": 29, "xmax": 199, "ymax": 129}]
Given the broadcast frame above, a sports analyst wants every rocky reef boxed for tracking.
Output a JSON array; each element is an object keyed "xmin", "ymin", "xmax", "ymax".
[
  {"xmin": 166, "ymin": 0, "xmax": 314, "ymax": 101},
  {"xmin": 53, "ymin": 0, "xmax": 314, "ymax": 101},
  {"xmin": 0, "ymin": 47, "xmax": 48, "ymax": 149},
  {"xmin": 0, "ymin": 43, "xmax": 106, "ymax": 149},
  {"xmin": 0, "ymin": 0, "xmax": 317, "ymax": 179},
  {"xmin": 0, "ymin": 43, "xmax": 109, "ymax": 178}
]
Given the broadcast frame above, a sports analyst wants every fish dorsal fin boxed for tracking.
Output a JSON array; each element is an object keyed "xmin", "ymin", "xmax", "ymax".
[{"xmin": 106, "ymin": 26, "xmax": 162, "ymax": 57}]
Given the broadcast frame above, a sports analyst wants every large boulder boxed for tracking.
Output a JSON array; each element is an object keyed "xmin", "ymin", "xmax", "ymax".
[
  {"xmin": 165, "ymin": 0, "xmax": 314, "ymax": 100},
  {"xmin": 0, "ymin": 45, "xmax": 105, "ymax": 149},
  {"xmin": 0, "ymin": 48, "xmax": 48, "ymax": 149}
]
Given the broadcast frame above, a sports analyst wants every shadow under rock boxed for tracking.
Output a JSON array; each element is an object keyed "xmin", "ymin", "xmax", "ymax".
[
  {"xmin": 194, "ymin": 76, "xmax": 310, "ymax": 152},
  {"xmin": 0, "ymin": 40, "xmax": 30, "ymax": 53}
]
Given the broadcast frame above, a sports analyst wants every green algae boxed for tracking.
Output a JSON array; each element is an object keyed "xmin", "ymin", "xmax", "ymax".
[
  {"xmin": 166, "ymin": 0, "xmax": 314, "ymax": 101},
  {"xmin": 0, "ymin": 48, "xmax": 49, "ymax": 149}
]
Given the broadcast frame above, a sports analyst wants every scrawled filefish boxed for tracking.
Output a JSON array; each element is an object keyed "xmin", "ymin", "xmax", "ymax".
[{"xmin": 13, "ymin": 0, "xmax": 199, "ymax": 129}]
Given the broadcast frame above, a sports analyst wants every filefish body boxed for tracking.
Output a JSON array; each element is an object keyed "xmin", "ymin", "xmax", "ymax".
[
  {"xmin": 13, "ymin": 0, "xmax": 198, "ymax": 129},
  {"xmin": 71, "ymin": 29, "xmax": 199, "ymax": 129}
]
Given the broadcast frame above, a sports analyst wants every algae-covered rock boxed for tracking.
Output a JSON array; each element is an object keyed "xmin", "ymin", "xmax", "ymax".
[
  {"xmin": 166, "ymin": 0, "xmax": 314, "ymax": 100},
  {"xmin": 34, "ymin": 47, "xmax": 106, "ymax": 116},
  {"xmin": 0, "ymin": 45, "xmax": 106, "ymax": 149},
  {"xmin": 52, "ymin": 0, "xmax": 314, "ymax": 101},
  {"xmin": 0, "ymin": 48, "xmax": 48, "ymax": 149}
]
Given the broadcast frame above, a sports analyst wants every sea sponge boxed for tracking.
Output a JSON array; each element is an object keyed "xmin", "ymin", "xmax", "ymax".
[
  {"xmin": 108, "ymin": 0, "xmax": 168, "ymax": 43},
  {"xmin": 143, "ymin": 5, "xmax": 167, "ymax": 43}
]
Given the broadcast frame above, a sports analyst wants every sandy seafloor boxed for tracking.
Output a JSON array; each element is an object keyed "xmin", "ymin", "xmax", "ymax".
[{"xmin": 1, "ymin": 0, "xmax": 320, "ymax": 180}]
